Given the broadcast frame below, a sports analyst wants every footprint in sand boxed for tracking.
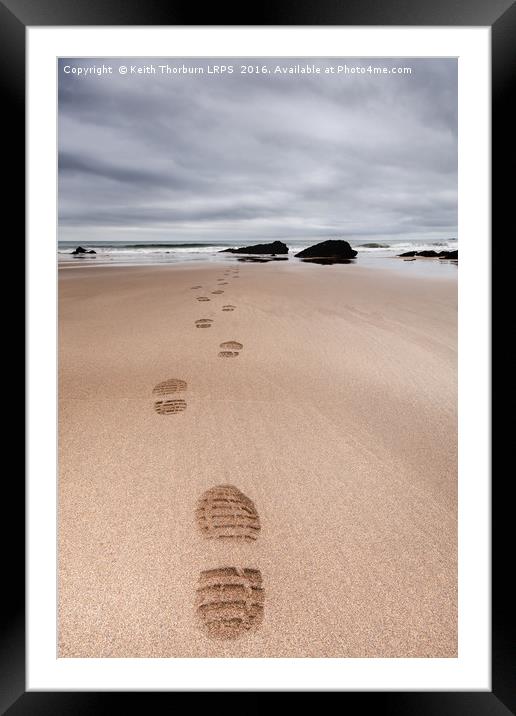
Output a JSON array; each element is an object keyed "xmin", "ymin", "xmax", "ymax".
[
  {"xmin": 218, "ymin": 341, "xmax": 243, "ymax": 358},
  {"xmin": 190, "ymin": 285, "xmax": 202, "ymax": 289},
  {"xmin": 195, "ymin": 486, "xmax": 264, "ymax": 639},
  {"xmin": 195, "ymin": 319, "xmax": 213, "ymax": 329},
  {"xmin": 222, "ymin": 305, "xmax": 236, "ymax": 312},
  {"xmin": 197, "ymin": 296, "xmax": 210, "ymax": 302},
  {"xmin": 196, "ymin": 567, "xmax": 264, "ymax": 640},
  {"xmin": 152, "ymin": 379, "xmax": 187, "ymax": 415},
  {"xmin": 196, "ymin": 485, "xmax": 260, "ymax": 541},
  {"xmin": 211, "ymin": 290, "xmax": 224, "ymax": 295}
]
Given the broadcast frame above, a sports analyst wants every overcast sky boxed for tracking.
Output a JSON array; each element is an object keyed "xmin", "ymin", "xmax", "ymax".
[{"xmin": 58, "ymin": 58, "xmax": 457, "ymax": 244}]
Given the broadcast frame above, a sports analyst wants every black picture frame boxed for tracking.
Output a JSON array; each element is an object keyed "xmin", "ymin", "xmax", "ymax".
[{"xmin": 7, "ymin": 0, "xmax": 510, "ymax": 709}]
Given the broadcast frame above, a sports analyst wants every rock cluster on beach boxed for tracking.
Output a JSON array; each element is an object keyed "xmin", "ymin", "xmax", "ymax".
[
  {"xmin": 220, "ymin": 241, "xmax": 289, "ymax": 255},
  {"xmin": 71, "ymin": 246, "xmax": 96, "ymax": 255},
  {"xmin": 398, "ymin": 249, "xmax": 458, "ymax": 260},
  {"xmin": 220, "ymin": 238, "xmax": 360, "ymax": 262},
  {"xmin": 295, "ymin": 240, "xmax": 358, "ymax": 259}
]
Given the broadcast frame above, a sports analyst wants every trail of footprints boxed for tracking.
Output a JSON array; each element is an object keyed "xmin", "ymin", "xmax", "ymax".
[
  {"xmin": 153, "ymin": 266, "xmax": 264, "ymax": 640},
  {"xmin": 192, "ymin": 270, "xmax": 263, "ymax": 640},
  {"xmin": 193, "ymin": 277, "xmax": 241, "ymax": 356}
]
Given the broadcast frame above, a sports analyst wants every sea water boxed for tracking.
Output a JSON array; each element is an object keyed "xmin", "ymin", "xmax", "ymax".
[{"xmin": 58, "ymin": 238, "xmax": 458, "ymax": 277}]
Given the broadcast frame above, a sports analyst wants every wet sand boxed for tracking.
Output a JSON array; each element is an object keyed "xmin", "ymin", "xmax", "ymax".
[{"xmin": 58, "ymin": 261, "xmax": 457, "ymax": 657}]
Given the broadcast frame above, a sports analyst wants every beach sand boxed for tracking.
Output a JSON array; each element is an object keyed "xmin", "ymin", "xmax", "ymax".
[{"xmin": 58, "ymin": 261, "xmax": 457, "ymax": 657}]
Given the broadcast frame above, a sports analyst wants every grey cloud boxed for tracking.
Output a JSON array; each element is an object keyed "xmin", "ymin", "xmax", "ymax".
[
  {"xmin": 59, "ymin": 152, "xmax": 178, "ymax": 188},
  {"xmin": 58, "ymin": 58, "xmax": 457, "ymax": 243}
]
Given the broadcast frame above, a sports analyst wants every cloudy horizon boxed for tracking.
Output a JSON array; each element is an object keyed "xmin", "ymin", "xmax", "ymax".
[{"xmin": 58, "ymin": 58, "xmax": 457, "ymax": 245}]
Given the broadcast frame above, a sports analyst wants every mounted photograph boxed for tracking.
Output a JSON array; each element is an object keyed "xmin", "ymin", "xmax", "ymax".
[{"xmin": 58, "ymin": 57, "xmax": 458, "ymax": 658}]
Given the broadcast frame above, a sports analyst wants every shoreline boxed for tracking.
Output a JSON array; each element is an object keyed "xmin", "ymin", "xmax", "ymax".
[{"xmin": 58, "ymin": 255, "xmax": 458, "ymax": 280}]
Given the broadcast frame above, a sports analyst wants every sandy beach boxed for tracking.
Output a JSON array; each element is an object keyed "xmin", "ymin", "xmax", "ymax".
[{"xmin": 58, "ymin": 260, "xmax": 457, "ymax": 658}]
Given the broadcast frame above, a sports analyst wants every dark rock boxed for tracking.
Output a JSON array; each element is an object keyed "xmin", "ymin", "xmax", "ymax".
[
  {"xmin": 294, "ymin": 240, "xmax": 357, "ymax": 259},
  {"xmin": 220, "ymin": 241, "xmax": 288, "ymax": 255},
  {"xmin": 71, "ymin": 246, "xmax": 96, "ymax": 254},
  {"xmin": 398, "ymin": 249, "xmax": 458, "ymax": 260}
]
